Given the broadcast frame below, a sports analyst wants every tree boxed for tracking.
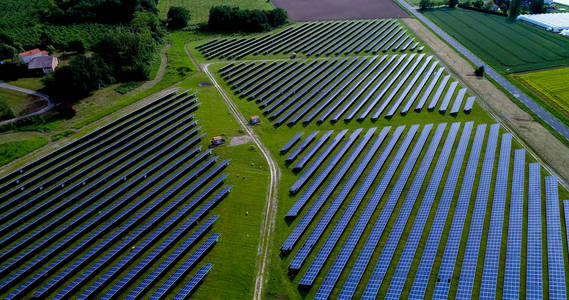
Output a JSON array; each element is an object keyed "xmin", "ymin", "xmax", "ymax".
[
  {"xmin": 0, "ymin": 44, "xmax": 17, "ymax": 61},
  {"xmin": 448, "ymin": 0, "xmax": 458, "ymax": 8},
  {"xmin": 267, "ymin": 8, "xmax": 288, "ymax": 27},
  {"xmin": 509, "ymin": 0, "xmax": 522, "ymax": 16},
  {"xmin": 167, "ymin": 6, "xmax": 191, "ymax": 29},
  {"xmin": 473, "ymin": 0, "xmax": 485, "ymax": 8},
  {"xmin": 208, "ymin": 6, "xmax": 288, "ymax": 32},
  {"xmin": 530, "ymin": 0, "xmax": 544, "ymax": 13},
  {"xmin": 475, "ymin": 65, "xmax": 485, "ymax": 77},
  {"xmin": 66, "ymin": 40, "xmax": 85, "ymax": 54},
  {"xmin": 419, "ymin": 0, "xmax": 433, "ymax": 10}
]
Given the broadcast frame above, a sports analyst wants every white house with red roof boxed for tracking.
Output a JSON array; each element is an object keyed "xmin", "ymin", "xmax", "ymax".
[{"xmin": 18, "ymin": 49, "xmax": 49, "ymax": 64}]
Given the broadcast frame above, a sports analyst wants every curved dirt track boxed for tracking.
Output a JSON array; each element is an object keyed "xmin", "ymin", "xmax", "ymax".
[{"xmin": 202, "ymin": 63, "xmax": 280, "ymax": 300}]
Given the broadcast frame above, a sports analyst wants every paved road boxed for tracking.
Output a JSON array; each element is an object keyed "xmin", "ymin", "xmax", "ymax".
[
  {"xmin": 396, "ymin": 1, "xmax": 569, "ymax": 141},
  {"xmin": 0, "ymin": 81, "xmax": 54, "ymax": 127},
  {"xmin": 202, "ymin": 63, "xmax": 280, "ymax": 300}
]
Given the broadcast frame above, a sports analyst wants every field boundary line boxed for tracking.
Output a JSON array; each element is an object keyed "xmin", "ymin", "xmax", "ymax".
[{"xmin": 202, "ymin": 62, "xmax": 280, "ymax": 300}]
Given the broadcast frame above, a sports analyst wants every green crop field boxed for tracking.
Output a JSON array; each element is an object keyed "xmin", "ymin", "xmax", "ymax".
[
  {"xmin": 423, "ymin": 8, "xmax": 569, "ymax": 73},
  {"xmin": 157, "ymin": 0, "xmax": 274, "ymax": 24},
  {"xmin": 516, "ymin": 67, "xmax": 569, "ymax": 120}
]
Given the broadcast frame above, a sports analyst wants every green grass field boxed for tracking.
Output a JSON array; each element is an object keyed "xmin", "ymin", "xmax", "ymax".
[
  {"xmin": 515, "ymin": 67, "xmax": 569, "ymax": 120},
  {"xmin": 0, "ymin": 88, "xmax": 45, "ymax": 120},
  {"xmin": 423, "ymin": 8, "xmax": 569, "ymax": 73},
  {"xmin": 158, "ymin": 0, "xmax": 274, "ymax": 24}
]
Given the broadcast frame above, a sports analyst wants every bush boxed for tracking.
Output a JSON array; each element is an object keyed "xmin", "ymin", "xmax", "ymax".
[
  {"xmin": 66, "ymin": 40, "xmax": 85, "ymax": 54},
  {"xmin": 167, "ymin": 6, "xmax": 191, "ymax": 29},
  {"xmin": 473, "ymin": 0, "xmax": 485, "ymax": 8},
  {"xmin": 448, "ymin": 0, "xmax": 459, "ymax": 8},
  {"xmin": 475, "ymin": 65, "xmax": 485, "ymax": 77},
  {"xmin": 208, "ymin": 6, "xmax": 287, "ymax": 32}
]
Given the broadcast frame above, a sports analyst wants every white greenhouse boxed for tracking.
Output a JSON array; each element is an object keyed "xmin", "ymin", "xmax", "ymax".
[{"xmin": 517, "ymin": 13, "xmax": 569, "ymax": 32}]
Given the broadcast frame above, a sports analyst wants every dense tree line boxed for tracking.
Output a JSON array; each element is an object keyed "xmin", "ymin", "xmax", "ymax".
[
  {"xmin": 45, "ymin": 0, "xmax": 159, "ymax": 24},
  {"xmin": 208, "ymin": 6, "xmax": 288, "ymax": 32}
]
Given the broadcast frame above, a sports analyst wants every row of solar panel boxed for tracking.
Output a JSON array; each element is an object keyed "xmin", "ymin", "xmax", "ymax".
[
  {"xmin": 197, "ymin": 19, "xmax": 423, "ymax": 60},
  {"xmin": 0, "ymin": 92, "xmax": 228, "ymax": 298},
  {"xmin": 279, "ymin": 122, "xmax": 568, "ymax": 299},
  {"xmin": 220, "ymin": 55, "xmax": 475, "ymax": 126}
]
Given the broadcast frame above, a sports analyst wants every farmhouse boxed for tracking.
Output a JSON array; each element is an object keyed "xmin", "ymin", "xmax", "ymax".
[
  {"xmin": 517, "ymin": 12, "xmax": 569, "ymax": 32},
  {"xmin": 18, "ymin": 48, "xmax": 48, "ymax": 63},
  {"xmin": 27, "ymin": 55, "xmax": 59, "ymax": 74}
]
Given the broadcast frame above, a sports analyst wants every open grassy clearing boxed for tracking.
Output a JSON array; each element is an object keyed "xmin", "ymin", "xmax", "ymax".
[
  {"xmin": 515, "ymin": 67, "xmax": 569, "ymax": 121},
  {"xmin": 0, "ymin": 88, "xmax": 45, "ymax": 121},
  {"xmin": 157, "ymin": 0, "xmax": 274, "ymax": 24},
  {"xmin": 4, "ymin": 78, "xmax": 45, "ymax": 91},
  {"xmin": 422, "ymin": 8, "xmax": 569, "ymax": 73},
  {"xmin": 0, "ymin": 133, "xmax": 48, "ymax": 167}
]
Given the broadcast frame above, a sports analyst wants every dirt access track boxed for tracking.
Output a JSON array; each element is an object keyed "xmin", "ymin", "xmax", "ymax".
[
  {"xmin": 271, "ymin": 0, "xmax": 408, "ymax": 21},
  {"xmin": 402, "ymin": 18, "xmax": 569, "ymax": 184}
]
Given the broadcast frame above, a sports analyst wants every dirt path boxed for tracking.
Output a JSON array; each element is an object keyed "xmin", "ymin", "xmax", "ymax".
[
  {"xmin": 402, "ymin": 17, "xmax": 569, "ymax": 185},
  {"xmin": 185, "ymin": 42, "xmax": 202, "ymax": 73},
  {"xmin": 0, "ymin": 81, "xmax": 54, "ymax": 127},
  {"xmin": 202, "ymin": 63, "xmax": 280, "ymax": 300}
]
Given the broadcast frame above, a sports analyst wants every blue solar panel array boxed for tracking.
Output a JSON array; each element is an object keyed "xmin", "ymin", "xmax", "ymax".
[
  {"xmin": 408, "ymin": 121, "xmax": 473, "ymax": 299},
  {"xmin": 385, "ymin": 122, "xmax": 461, "ymax": 299},
  {"xmin": 286, "ymin": 131, "xmax": 319, "ymax": 163},
  {"xmin": 545, "ymin": 176, "xmax": 568, "ymax": 300},
  {"xmin": 289, "ymin": 127, "xmax": 391, "ymax": 270},
  {"xmin": 361, "ymin": 123, "xmax": 446, "ymax": 299},
  {"xmin": 282, "ymin": 128, "xmax": 376, "ymax": 251},
  {"xmin": 280, "ymin": 132, "xmax": 304, "ymax": 154},
  {"xmin": 314, "ymin": 124, "xmax": 420, "ymax": 300},
  {"xmin": 0, "ymin": 91, "xmax": 233, "ymax": 299},
  {"xmin": 149, "ymin": 234, "xmax": 220, "ymax": 300},
  {"xmin": 527, "ymin": 163, "xmax": 544, "ymax": 300},
  {"xmin": 299, "ymin": 126, "xmax": 405, "ymax": 285},
  {"xmin": 503, "ymin": 149, "xmax": 525, "ymax": 300},
  {"xmin": 455, "ymin": 124, "xmax": 500, "ymax": 299},
  {"xmin": 173, "ymin": 263, "xmax": 213, "ymax": 300},
  {"xmin": 431, "ymin": 123, "xmax": 486, "ymax": 299},
  {"xmin": 287, "ymin": 129, "xmax": 361, "ymax": 218},
  {"xmin": 479, "ymin": 132, "xmax": 512, "ymax": 299},
  {"xmin": 339, "ymin": 124, "xmax": 432, "ymax": 299}
]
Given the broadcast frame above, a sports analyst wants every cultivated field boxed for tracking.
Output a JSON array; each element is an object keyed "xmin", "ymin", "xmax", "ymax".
[
  {"xmin": 157, "ymin": 0, "xmax": 273, "ymax": 23},
  {"xmin": 423, "ymin": 8, "xmax": 569, "ymax": 73},
  {"xmin": 191, "ymin": 16, "xmax": 569, "ymax": 298},
  {"xmin": 516, "ymin": 67, "xmax": 569, "ymax": 120},
  {"xmin": 271, "ymin": 0, "xmax": 407, "ymax": 21}
]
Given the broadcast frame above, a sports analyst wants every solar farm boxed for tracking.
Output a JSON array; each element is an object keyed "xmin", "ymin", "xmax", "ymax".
[
  {"xmin": 0, "ymin": 91, "xmax": 236, "ymax": 298},
  {"xmin": 193, "ymin": 15, "xmax": 569, "ymax": 299}
]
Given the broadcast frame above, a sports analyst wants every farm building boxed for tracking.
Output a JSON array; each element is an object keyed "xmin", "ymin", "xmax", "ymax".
[
  {"xmin": 28, "ymin": 56, "xmax": 59, "ymax": 74},
  {"xmin": 517, "ymin": 12, "xmax": 569, "ymax": 32},
  {"xmin": 18, "ymin": 49, "xmax": 48, "ymax": 63},
  {"xmin": 249, "ymin": 115, "xmax": 260, "ymax": 125}
]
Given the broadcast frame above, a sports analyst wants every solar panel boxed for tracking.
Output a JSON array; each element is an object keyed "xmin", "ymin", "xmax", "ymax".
[
  {"xmin": 5, "ymin": 148, "xmax": 212, "ymax": 296},
  {"xmin": 463, "ymin": 96, "xmax": 475, "ymax": 112},
  {"xmin": 384, "ymin": 122, "xmax": 461, "ymax": 299},
  {"xmin": 286, "ymin": 131, "xmax": 319, "ymax": 163},
  {"xmin": 386, "ymin": 56, "xmax": 434, "ymax": 117},
  {"xmin": 298, "ymin": 126, "xmax": 405, "ymax": 284},
  {"xmin": 401, "ymin": 61, "xmax": 439, "ymax": 114},
  {"xmin": 479, "ymin": 133, "xmax": 512, "ymax": 299},
  {"xmin": 430, "ymin": 124, "xmax": 486, "ymax": 299},
  {"xmin": 415, "ymin": 67, "xmax": 444, "ymax": 111},
  {"xmin": 526, "ymin": 163, "xmax": 544, "ymax": 300},
  {"xmin": 173, "ymin": 263, "xmax": 212, "ymax": 300},
  {"xmin": 339, "ymin": 124, "xmax": 432, "ymax": 299},
  {"xmin": 503, "ymin": 149, "xmax": 525, "ymax": 300},
  {"xmin": 292, "ymin": 129, "xmax": 333, "ymax": 171},
  {"xmin": 437, "ymin": 81, "xmax": 458, "ymax": 112},
  {"xmin": 361, "ymin": 123, "xmax": 447, "ymax": 299},
  {"xmin": 545, "ymin": 176, "xmax": 568, "ymax": 300},
  {"xmin": 290, "ymin": 130, "xmax": 347, "ymax": 194},
  {"xmin": 286, "ymin": 129, "xmax": 362, "ymax": 218},
  {"xmin": 289, "ymin": 127, "xmax": 390, "ymax": 270},
  {"xmin": 281, "ymin": 132, "xmax": 304, "ymax": 154},
  {"xmin": 149, "ymin": 234, "xmax": 220, "ymax": 300},
  {"xmin": 124, "ymin": 217, "xmax": 218, "ymax": 299},
  {"xmin": 281, "ymin": 128, "xmax": 375, "ymax": 252},
  {"xmin": 449, "ymin": 88, "xmax": 467, "ymax": 115},
  {"xmin": 454, "ymin": 124, "xmax": 500, "ymax": 299},
  {"xmin": 313, "ymin": 125, "xmax": 420, "ymax": 300},
  {"xmin": 408, "ymin": 122, "xmax": 474, "ymax": 299},
  {"xmin": 427, "ymin": 75, "xmax": 450, "ymax": 110}
]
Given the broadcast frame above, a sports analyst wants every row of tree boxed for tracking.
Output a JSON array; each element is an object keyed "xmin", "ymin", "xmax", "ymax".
[
  {"xmin": 208, "ymin": 6, "xmax": 288, "ymax": 32},
  {"xmin": 419, "ymin": 0, "xmax": 544, "ymax": 15}
]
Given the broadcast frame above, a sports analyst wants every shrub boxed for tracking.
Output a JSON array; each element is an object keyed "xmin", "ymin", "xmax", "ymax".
[
  {"xmin": 475, "ymin": 65, "xmax": 485, "ymax": 77},
  {"xmin": 473, "ymin": 0, "xmax": 485, "ymax": 8},
  {"xmin": 420, "ymin": 0, "xmax": 434, "ymax": 9},
  {"xmin": 167, "ymin": 6, "xmax": 191, "ymax": 29},
  {"xmin": 449, "ymin": 0, "xmax": 459, "ymax": 8}
]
